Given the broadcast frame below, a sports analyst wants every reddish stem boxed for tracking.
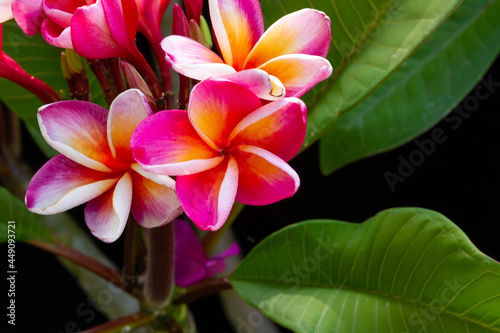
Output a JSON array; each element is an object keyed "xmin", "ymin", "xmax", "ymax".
[
  {"xmin": 81, "ymin": 312, "xmax": 154, "ymax": 333},
  {"xmin": 28, "ymin": 240, "xmax": 124, "ymax": 289}
]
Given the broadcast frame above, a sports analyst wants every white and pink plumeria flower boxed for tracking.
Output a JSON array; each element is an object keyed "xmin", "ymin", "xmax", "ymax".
[
  {"xmin": 131, "ymin": 78, "xmax": 307, "ymax": 231},
  {"xmin": 25, "ymin": 89, "xmax": 182, "ymax": 242},
  {"xmin": 161, "ymin": 0, "xmax": 332, "ymax": 100}
]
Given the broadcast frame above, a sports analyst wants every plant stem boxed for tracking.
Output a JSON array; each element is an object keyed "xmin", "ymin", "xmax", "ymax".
[
  {"xmin": 81, "ymin": 312, "xmax": 154, "ymax": 333},
  {"xmin": 28, "ymin": 240, "xmax": 124, "ymax": 289},
  {"xmin": 143, "ymin": 222, "xmax": 175, "ymax": 311},
  {"xmin": 173, "ymin": 277, "xmax": 232, "ymax": 305},
  {"xmin": 202, "ymin": 202, "xmax": 245, "ymax": 254}
]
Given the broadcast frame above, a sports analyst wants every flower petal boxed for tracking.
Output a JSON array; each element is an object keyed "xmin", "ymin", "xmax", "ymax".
[
  {"xmin": 228, "ymin": 97, "xmax": 307, "ymax": 161},
  {"xmin": 244, "ymin": 9, "xmax": 331, "ymax": 69},
  {"xmin": 12, "ymin": 0, "xmax": 44, "ymax": 35},
  {"xmin": 189, "ymin": 78, "xmax": 262, "ymax": 150},
  {"xmin": 161, "ymin": 35, "xmax": 235, "ymax": 80},
  {"xmin": 0, "ymin": 0, "xmax": 14, "ymax": 23},
  {"xmin": 41, "ymin": 18, "xmax": 72, "ymax": 48},
  {"xmin": 233, "ymin": 145, "xmax": 299, "ymax": 205},
  {"xmin": 26, "ymin": 155, "xmax": 119, "ymax": 215},
  {"xmin": 176, "ymin": 156, "xmax": 238, "ymax": 231},
  {"xmin": 38, "ymin": 100, "xmax": 119, "ymax": 172},
  {"xmin": 131, "ymin": 109, "xmax": 223, "ymax": 175},
  {"xmin": 206, "ymin": 242, "xmax": 240, "ymax": 275},
  {"xmin": 223, "ymin": 69, "xmax": 284, "ymax": 101},
  {"xmin": 85, "ymin": 172, "xmax": 132, "ymax": 243},
  {"xmin": 258, "ymin": 54, "xmax": 333, "ymax": 98},
  {"xmin": 71, "ymin": 0, "xmax": 127, "ymax": 59},
  {"xmin": 131, "ymin": 172, "xmax": 182, "ymax": 228},
  {"xmin": 108, "ymin": 89, "xmax": 152, "ymax": 164},
  {"xmin": 174, "ymin": 218, "xmax": 209, "ymax": 287},
  {"xmin": 130, "ymin": 163, "xmax": 176, "ymax": 189},
  {"xmin": 209, "ymin": 0, "xmax": 263, "ymax": 70}
]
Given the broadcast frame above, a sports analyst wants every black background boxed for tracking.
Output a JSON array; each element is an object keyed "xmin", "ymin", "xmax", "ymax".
[{"xmin": 2, "ymin": 47, "xmax": 500, "ymax": 333}]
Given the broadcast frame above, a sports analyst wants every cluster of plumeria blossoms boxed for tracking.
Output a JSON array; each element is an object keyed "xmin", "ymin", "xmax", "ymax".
[{"xmin": 1, "ymin": 0, "xmax": 331, "ymax": 304}]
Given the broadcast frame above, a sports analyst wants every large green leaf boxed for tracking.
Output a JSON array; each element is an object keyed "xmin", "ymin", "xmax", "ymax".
[
  {"xmin": 320, "ymin": 0, "xmax": 500, "ymax": 175},
  {"xmin": 260, "ymin": 0, "xmax": 462, "ymax": 149},
  {"xmin": 231, "ymin": 208, "xmax": 500, "ymax": 332},
  {"xmin": 0, "ymin": 186, "xmax": 54, "ymax": 243},
  {"xmin": 0, "ymin": 21, "xmax": 106, "ymax": 157}
]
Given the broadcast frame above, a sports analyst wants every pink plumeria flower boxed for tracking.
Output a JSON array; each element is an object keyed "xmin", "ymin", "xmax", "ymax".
[
  {"xmin": 0, "ymin": 24, "xmax": 59, "ymax": 103},
  {"xmin": 26, "ymin": 89, "xmax": 182, "ymax": 242},
  {"xmin": 11, "ymin": 0, "xmax": 148, "ymax": 70},
  {"xmin": 0, "ymin": 0, "xmax": 13, "ymax": 23},
  {"xmin": 161, "ymin": 0, "xmax": 332, "ymax": 100},
  {"xmin": 174, "ymin": 218, "xmax": 239, "ymax": 287},
  {"xmin": 131, "ymin": 78, "xmax": 306, "ymax": 231}
]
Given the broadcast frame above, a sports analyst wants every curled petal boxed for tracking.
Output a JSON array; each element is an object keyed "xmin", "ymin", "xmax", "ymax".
[
  {"xmin": 12, "ymin": 0, "xmax": 44, "ymax": 35},
  {"xmin": 189, "ymin": 78, "xmax": 262, "ymax": 149},
  {"xmin": 229, "ymin": 97, "xmax": 307, "ymax": 161},
  {"xmin": 26, "ymin": 155, "xmax": 119, "ymax": 215},
  {"xmin": 161, "ymin": 35, "xmax": 235, "ymax": 80},
  {"xmin": 258, "ymin": 54, "xmax": 333, "ymax": 98},
  {"xmin": 131, "ymin": 173, "xmax": 182, "ymax": 228},
  {"xmin": 131, "ymin": 109, "xmax": 223, "ymax": 175},
  {"xmin": 41, "ymin": 18, "xmax": 72, "ymax": 48},
  {"xmin": 233, "ymin": 145, "xmax": 299, "ymax": 206},
  {"xmin": 38, "ymin": 101, "xmax": 119, "ymax": 172},
  {"xmin": 244, "ymin": 9, "xmax": 331, "ymax": 69},
  {"xmin": 85, "ymin": 172, "xmax": 132, "ymax": 243},
  {"xmin": 108, "ymin": 89, "xmax": 152, "ymax": 164},
  {"xmin": 176, "ymin": 157, "xmax": 238, "ymax": 231},
  {"xmin": 72, "ymin": 1, "xmax": 129, "ymax": 60},
  {"xmin": 223, "ymin": 69, "xmax": 283, "ymax": 101},
  {"xmin": 209, "ymin": 0, "xmax": 263, "ymax": 70}
]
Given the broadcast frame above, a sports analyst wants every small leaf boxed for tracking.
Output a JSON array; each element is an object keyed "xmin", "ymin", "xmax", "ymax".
[
  {"xmin": 0, "ymin": 186, "xmax": 54, "ymax": 243},
  {"xmin": 231, "ymin": 207, "xmax": 500, "ymax": 333},
  {"xmin": 320, "ymin": 0, "xmax": 500, "ymax": 175},
  {"xmin": 0, "ymin": 21, "xmax": 106, "ymax": 157},
  {"xmin": 260, "ymin": 0, "xmax": 462, "ymax": 148}
]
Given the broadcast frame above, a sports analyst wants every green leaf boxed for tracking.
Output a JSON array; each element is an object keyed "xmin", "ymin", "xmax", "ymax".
[
  {"xmin": 319, "ymin": 0, "xmax": 500, "ymax": 175},
  {"xmin": 0, "ymin": 186, "xmax": 54, "ymax": 243},
  {"xmin": 230, "ymin": 208, "xmax": 500, "ymax": 333},
  {"xmin": 0, "ymin": 21, "xmax": 106, "ymax": 157},
  {"xmin": 260, "ymin": 0, "xmax": 462, "ymax": 149}
]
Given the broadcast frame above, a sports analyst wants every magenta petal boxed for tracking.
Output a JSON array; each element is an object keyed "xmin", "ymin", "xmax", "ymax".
[
  {"xmin": 71, "ymin": 0, "xmax": 128, "ymax": 60},
  {"xmin": 12, "ymin": 0, "xmax": 44, "ymax": 36},
  {"xmin": 228, "ymin": 97, "xmax": 307, "ymax": 161},
  {"xmin": 41, "ymin": 18, "xmax": 73, "ymax": 48},
  {"xmin": 26, "ymin": 155, "xmax": 119, "ymax": 215},
  {"xmin": 85, "ymin": 172, "xmax": 132, "ymax": 243},
  {"xmin": 131, "ymin": 109, "xmax": 223, "ymax": 176},
  {"xmin": 174, "ymin": 218, "xmax": 208, "ymax": 287},
  {"xmin": 206, "ymin": 242, "xmax": 240, "ymax": 275},
  {"xmin": 176, "ymin": 157, "xmax": 238, "ymax": 231}
]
